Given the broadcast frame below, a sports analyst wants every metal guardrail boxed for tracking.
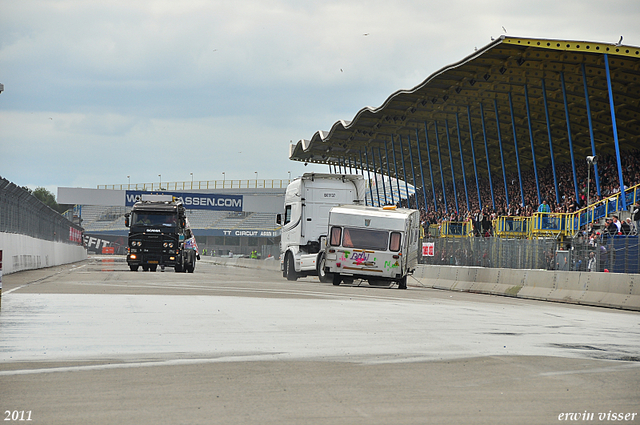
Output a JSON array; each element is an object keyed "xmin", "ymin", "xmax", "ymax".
[
  {"xmin": 98, "ymin": 179, "xmax": 291, "ymax": 191},
  {"xmin": 0, "ymin": 177, "xmax": 84, "ymax": 244}
]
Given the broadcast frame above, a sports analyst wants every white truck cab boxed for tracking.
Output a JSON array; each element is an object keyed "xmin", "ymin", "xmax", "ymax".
[
  {"xmin": 323, "ymin": 204, "xmax": 419, "ymax": 289},
  {"xmin": 276, "ymin": 173, "xmax": 365, "ymax": 281}
]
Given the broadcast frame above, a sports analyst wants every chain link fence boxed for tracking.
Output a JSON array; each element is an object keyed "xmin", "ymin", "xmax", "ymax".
[
  {"xmin": 421, "ymin": 237, "xmax": 559, "ymax": 269},
  {"xmin": 0, "ymin": 176, "xmax": 83, "ymax": 244},
  {"xmin": 420, "ymin": 234, "xmax": 639, "ymax": 274}
]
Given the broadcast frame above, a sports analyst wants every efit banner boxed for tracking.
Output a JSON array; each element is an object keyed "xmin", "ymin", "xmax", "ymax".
[{"xmin": 125, "ymin": 191, "xmax": 243, "ymax": 211}]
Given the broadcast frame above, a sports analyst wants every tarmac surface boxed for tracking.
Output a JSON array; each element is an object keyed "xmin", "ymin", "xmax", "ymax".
[{"xmin": 1, "ymin": 256, "xmax": 639, "ymax": 424}]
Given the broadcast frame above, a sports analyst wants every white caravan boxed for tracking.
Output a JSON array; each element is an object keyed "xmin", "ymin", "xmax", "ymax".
[
  {"xmin": 276, "ymin": 173, "xmax": 365, "ymax": 281},
  {"xmin": 323, "ymin": 205, "xmax": 420, "ymax": 289}
]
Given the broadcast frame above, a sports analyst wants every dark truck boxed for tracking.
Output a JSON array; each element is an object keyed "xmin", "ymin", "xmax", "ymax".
[{"xmin": 124, "ymin": 195, "xmax": 199, "ymax": 272}]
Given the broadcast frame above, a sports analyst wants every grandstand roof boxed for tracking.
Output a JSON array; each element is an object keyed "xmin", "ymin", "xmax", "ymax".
[{"xmin": 289, "ymin": 36, "xmax": 640, "ymax": 186}]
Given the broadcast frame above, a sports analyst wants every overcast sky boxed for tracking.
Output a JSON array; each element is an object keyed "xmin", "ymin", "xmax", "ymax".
[{"xmin": 1, "ymin": 0, "xmax": 639, "ymax": 195}]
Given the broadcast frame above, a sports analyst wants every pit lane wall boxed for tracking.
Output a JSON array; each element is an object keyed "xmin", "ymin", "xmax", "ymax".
[
  {"xmin": 208, "ymin": 257, "xmax": 639, "ymax": 311},
  {"xmin": 412, "ymin": 265, "xmax": 639, "ymax": 311},
  {"xmin": 0, "ymin": 232, "xmax": 87, "ymax": 275}
]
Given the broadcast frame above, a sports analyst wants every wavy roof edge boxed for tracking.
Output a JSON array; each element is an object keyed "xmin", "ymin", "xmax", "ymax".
[{"xmin": 290, "ymin": 34, "xmax": 639, "ymax": 161}]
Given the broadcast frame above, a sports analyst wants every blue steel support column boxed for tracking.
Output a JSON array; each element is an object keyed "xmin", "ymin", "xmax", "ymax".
[
  {"xmin": 371, "ymin": 147, "xmax": 381, "ymax": 207},
  {"xmin": 366, "ymin": 150, "xmax": 376, "ymax": 206},
  {"xmin": 415, "ymin": 128, "xmax": 429, "ymax": 212},
  {"xmin": 384, "ymin": 140, "xmax": 395, "ymax": 205},
  {"xmin": 479, "ymin": 103, "xmax": 496, "ymax": 210},
  {"xmin": 455, "ymin": 113, "xmax": 470, "ymax": 213},
  {"xmin": 434, "ymin": 121, "xmax": 449, "ymax": 213},
  {"xmin": 361, "ymin": 150, "xmax": 371, "ymax": 206},
  {"xmin": 581, "ymin": 63, "xmax": 601, "ymax": 197},
  {"xmin": 423, "ymin": 122, "xmax": 438, "ymax": 212},
  {"xmin": 493, "ymin": 99, "xmax": 510, "ymax": 207},
  {"xmin": 508, "ymin": 93, "xmax": 525, "ymax": 207},
  {"xmin": 444, "ymin": 119, "xmax": 459, "ymax": 213},
  {"xmin": 378, "ymin": 147, "xmax": 388, "ymax": 205},
  {"xmin": 398, "ymin": 135, "xmax": 411, "ymax": 208},
  {"xmin": 524, "ymin": 85, "xmax": 541, "ymax": 205},
  {"xmin": 466, "ymin": 107, "xmax": 482, "ymax": 210},
  {"xmin": 561, "ymin": 72, "xmax": 580, "ymax": 203},
  {"xmin": 541, "ymin": 78, "xmax": 560, "ymax": 205},
  {"xmin": 407, "ymin": 134, "xmax": 418, "ymax": 209},
  {"xmin": 391, "ymin": 136, "xmax": 402, "ymax": 204},
  {"xmin": 604, "ymin": 54, "xmax": 626, "ymax": 210}
]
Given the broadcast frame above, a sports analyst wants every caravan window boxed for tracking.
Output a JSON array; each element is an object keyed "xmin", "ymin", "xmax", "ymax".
[
  {"xmin": 341, "ymin": 228, "xmax": 389, "ymax": 251},
  {"xmin": 389, "ymin": 232, "xmax": 401, "ymax": 252},
  {"xmin": 330, "ymin": 227, "xmax": 342, "ymax": 246}
]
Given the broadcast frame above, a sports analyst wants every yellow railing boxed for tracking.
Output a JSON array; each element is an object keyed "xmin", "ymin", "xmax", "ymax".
[
  {"xmin": 493, "ymin": 216, "xmax": 530, "ymax": 238},
  {"xmin": 440, "ymin": 221, "xmax": 473, "ymax": 238},
  {"xmin": 566, "ymin": 182, "xmax": 640, "ymax": 235},
  {"xmin": 528, "ymin": 212, "xmax": 574, "ymax": 238},
  {"xmin": 98, "ymin": 179, "xmax": 292, "ymax": 191}
]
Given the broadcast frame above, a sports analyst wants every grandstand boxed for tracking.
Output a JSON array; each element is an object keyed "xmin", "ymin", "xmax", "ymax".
[{"xmin": 289, "ymin": 36, "xmax": 640, "ymax": 273}]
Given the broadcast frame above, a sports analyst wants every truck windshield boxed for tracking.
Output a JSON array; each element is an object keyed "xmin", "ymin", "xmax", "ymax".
[
  {"xmin": 131, "ymin": 212, "xmax": 177, "ymax": 227},
  {"xmin": 341, "ymin": 228, "xmax": 389, "ymax": 251}
]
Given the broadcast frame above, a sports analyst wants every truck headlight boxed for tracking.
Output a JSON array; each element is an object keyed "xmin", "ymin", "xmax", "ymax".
[{"xmin": 163, "ymin": 242, "xmax": 168, "ymax": 248}]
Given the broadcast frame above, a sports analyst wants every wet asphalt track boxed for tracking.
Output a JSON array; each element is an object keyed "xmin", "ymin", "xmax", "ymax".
[{"xmin": 1, "ymin": 256, "xmax": 639, "ymax": 424}]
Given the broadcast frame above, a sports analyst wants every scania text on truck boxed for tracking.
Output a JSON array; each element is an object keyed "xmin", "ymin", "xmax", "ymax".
[
  {"xmin": 124, "ymin": 194, "xmax": 199, "ymax": 272},
  {"xmin": 323, "ymin": 204, "xmax": 419, "ymax": 289},
  {"xmin": 276, "ymin": 173, "xmax": 365, "ymax": 282}
]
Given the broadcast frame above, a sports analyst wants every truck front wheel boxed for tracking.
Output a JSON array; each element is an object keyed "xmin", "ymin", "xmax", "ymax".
[
  {"xmin": 316, "ymin": 252, "xmax": 333, "ymax": 283},
  {"xmin": 332, "ymin": 274, "xmax": 341, "ymax": 286},
  {"xmin": 129, "ymin": 265, "xmax": 139, "ymax": 272},
  {"xmin": 285, "ymin": 252, "xmax": 298, "ymax": 281}
]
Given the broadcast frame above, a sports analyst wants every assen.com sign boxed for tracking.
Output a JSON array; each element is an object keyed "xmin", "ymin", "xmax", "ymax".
[{"xmin": 125, "ymin": 191, "xmax": 243, "ymax": 211}]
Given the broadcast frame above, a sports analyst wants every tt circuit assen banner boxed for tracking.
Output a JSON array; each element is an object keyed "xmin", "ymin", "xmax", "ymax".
[{"xmin": 125, "ymin": 191, "xmax": 243, "ymax": 211}]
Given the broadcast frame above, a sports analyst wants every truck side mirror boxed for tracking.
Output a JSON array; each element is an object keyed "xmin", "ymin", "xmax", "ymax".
[
  {"xmin": 124, "ymin": 213, "xmax": 130, "ymax": 227},
  {"xmin": 276, "ymin": 214, "xmax": 281, "ymax": 225}
]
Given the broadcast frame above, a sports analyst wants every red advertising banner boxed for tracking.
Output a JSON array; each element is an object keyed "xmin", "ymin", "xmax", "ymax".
[
  {"xmin": 69, "ymin": 227, "xmax": 82, "ymax": 244},
  {"xmin": 422, "ymin": 242, "xmax": 434, "ymax": 257}
]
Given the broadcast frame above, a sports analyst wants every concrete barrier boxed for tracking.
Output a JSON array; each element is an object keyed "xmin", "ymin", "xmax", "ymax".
[
  {"xmin": 414, "ymin": 264, "xmax": 639, "ymax": 311},
  {"xmin": 204, "ymin": 257, "xmax": 639, "ymax": 311},
  {"xmin": 0, "ymin": 232, "xmax": 87, "ymax": 275},
  {"xmin": 206, "ymin": 256, "xmax": 281, "ymax": 272}
]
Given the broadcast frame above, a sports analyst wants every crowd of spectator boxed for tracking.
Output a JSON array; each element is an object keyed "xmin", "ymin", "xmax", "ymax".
[{"xmin": 389, "ymin": 149, "xmax": 640, "ymax": 233}]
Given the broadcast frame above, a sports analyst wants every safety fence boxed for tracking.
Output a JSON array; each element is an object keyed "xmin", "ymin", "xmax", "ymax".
[
  {"xmin": 0, "ymin": 177, "xmax": 83, "ymax": 244},
  {"xmin": 420, "ymin": 234, "xmax": 639, "ymax": 274},
  {"xmin": 421, "ymin": 237, "xmax": 558, "ymax": 270}
]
